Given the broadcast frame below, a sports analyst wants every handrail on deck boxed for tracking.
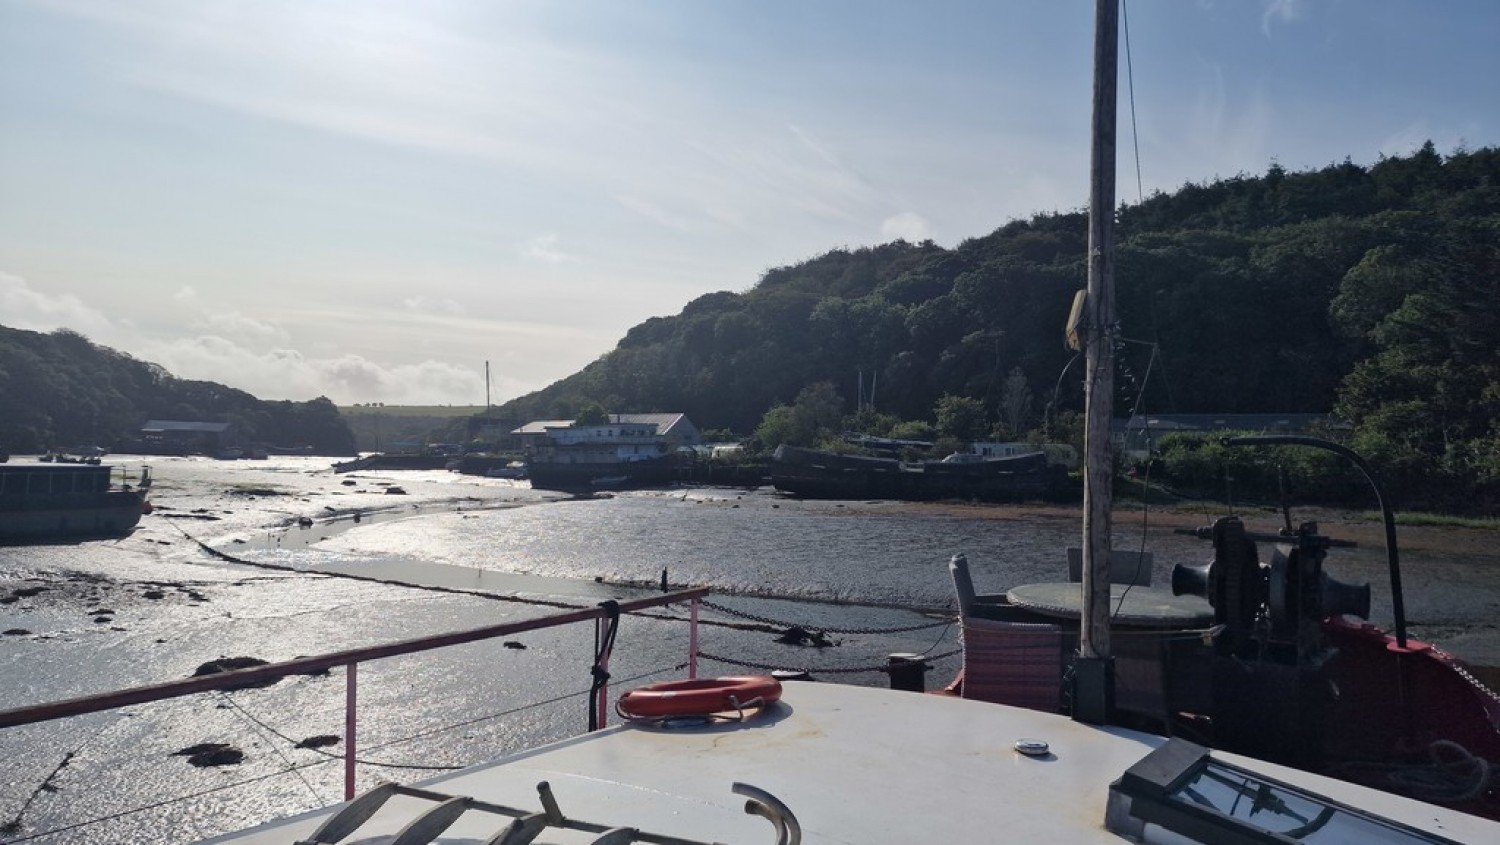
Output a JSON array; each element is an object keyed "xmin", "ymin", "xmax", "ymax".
[
  {"xmin": 0, "ymin": 587, "xmax": 709, "ymax": 730},
  {"xmin": 2, "ymin": 587, "xmax": 709, "ymax": 805}
]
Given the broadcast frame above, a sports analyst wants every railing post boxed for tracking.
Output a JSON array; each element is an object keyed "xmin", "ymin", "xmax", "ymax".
[
  {"xmin": 689, "ymin": 597, "xmax": 700, "ymax": 680},
  {"xmin": 345, "ymin": 661, "xmax": 357, "ymax": 800},
  {"xmin": 595, "ymin": 619, "xmax": 611, "ymax": 730}
]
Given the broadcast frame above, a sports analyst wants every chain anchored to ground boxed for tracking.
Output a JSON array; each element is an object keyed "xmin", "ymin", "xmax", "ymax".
[{"xmin": 175, "ymin": 526, "xmax": 953, "ymax": 640}]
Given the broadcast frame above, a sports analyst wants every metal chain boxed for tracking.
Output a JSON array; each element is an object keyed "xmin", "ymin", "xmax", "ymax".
[
  {"xmin": 700, "ymin": 599, "xmax": 954, "ymax": 635},
  {"xmin": 697, "ymin": 647, "xmax": 962, "ymax": 675},
  {"xmin": 1428, "ymin": 644, "xmax": 1500, "ymax": 707}
]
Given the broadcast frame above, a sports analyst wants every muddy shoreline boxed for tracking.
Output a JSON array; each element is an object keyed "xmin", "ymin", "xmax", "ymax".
[
  {"xmin": 4, "ymin": 461, "xmax": 1498, "ymax": 683},
  {"xmin": 898, "ymin": 497, "xmax": 1499, "ymax": 560}
]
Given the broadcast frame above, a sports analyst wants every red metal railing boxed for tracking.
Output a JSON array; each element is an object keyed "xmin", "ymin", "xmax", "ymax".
[{"xmin": 0, "ymin": 587, "xmax": 707, "ymax": 801}]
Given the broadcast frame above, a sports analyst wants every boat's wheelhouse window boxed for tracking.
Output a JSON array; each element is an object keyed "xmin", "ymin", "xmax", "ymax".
[
  {"xmin": 1107, "ymin": 739, "xmax": 1460, "ymax": 845},
  {"xmin": 2, "ymin": 467, "xmax": 110, "ymax": 495},
  {"xmin": 29, "ymin": 472, "xmax": 54, "ymax": 495}
]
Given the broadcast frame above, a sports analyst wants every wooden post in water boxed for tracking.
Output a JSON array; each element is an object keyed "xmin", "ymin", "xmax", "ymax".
[{"xmin": 1075, "ymin": 0, "xmax": 1119, "ymax": 725}]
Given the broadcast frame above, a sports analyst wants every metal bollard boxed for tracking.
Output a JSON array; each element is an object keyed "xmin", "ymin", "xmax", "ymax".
[{"xmin": 886, "ymin": 652, "xmax": 929, "ymax": 692}]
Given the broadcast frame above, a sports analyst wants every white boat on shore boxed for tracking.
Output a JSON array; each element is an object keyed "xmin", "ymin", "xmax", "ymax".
[{"xmin": 484, "ymin": 461, "xmax": 528, "ymax": 480}]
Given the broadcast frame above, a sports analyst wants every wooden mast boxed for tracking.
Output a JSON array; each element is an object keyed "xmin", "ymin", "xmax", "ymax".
[{"xmin": 1076, "ymin": 0, "xmax": 1119, "ymax": 723}]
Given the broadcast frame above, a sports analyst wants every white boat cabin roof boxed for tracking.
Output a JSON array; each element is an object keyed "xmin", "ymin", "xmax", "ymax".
[
  {"xmin": 200, "ymin": 682, "xmax": 1496, "ymax": 845},
  {"xmin": 513, "ymin": 414, "xmax": 701, "ymax": 444}
]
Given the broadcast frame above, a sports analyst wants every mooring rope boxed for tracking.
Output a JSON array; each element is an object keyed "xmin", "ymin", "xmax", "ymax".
[
  {"xmin": 697, "ymin": 647, "xmax": 963, "ymax": 676},
  {"xmin": 1, "ymin": 745, "xmax": 83, "ymax": 838},
  {"xmin": 1330, "ymin": 739, "xmax": 1494, "ymax": 806},
  {"xmin": 700, "ymin": 598, "xmax": 954, "ymax": 635}
]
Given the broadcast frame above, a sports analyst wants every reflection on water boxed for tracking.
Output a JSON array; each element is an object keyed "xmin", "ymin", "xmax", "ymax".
[{"xmin": 282, "ymin": 486, "xmax": 1218, "ymax": 609}]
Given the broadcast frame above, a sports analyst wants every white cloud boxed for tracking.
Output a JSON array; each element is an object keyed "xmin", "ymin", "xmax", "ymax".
[
  {"xmin": 0, "ymin": 269, "xmax": 491, "ymax": 404},
  {"xmin": 1261, "ymin": 0, "xmax": 1306, "ymax": 38},
  {"xmin": 880, "ymin": 212, "xmax": 934, "ymax": 242},
  {"xmin": 615, "ymin": 195, "xmax": 695, "ymax": 233},
  {"xmin": 402, "ymin": 296, "xmax": 465, "ymax": 316},
  {"xmin": 197, "ymin": 311, "xmax": 292, "ymax": 344},
  {"xmin": 787, "ymin": 124, "xmax": 843, "ymax": 170},
  {"xmin": 68, "ymin": 0, "xmax": 656, "ymax": 188},
  {"xmin": 523, "ymin": 233, "xmax": 577, "ymax": 264},
  {"xmin": 135, "ymin": 336, "xmax": 485, "ymax": 404},
  {"xmin": 0, "ymin": 271, "xmax": 115, "ymax": 337}
]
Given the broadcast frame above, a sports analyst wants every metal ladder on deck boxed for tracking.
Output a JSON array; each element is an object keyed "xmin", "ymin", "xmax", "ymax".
[{"xmin": 295, "ymin": 780, "xmax": 800, "ymax": 845}]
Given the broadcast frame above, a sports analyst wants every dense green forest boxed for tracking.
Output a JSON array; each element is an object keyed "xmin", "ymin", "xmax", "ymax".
[
  {"xmin": 495, "ymin": 143, "xmax": 1499, "ymax": 511},
  {"xmin": 0, "ymin": 326, "xmax": 355, "ymax": 455}
]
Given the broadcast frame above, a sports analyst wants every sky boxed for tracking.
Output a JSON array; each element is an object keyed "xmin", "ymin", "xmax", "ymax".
[{"xmin": 1, "ymin": 1, "xmax": 1496, "ymax": 407}]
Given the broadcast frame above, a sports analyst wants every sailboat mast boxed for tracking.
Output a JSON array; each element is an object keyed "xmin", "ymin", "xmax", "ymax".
[{"xmin": 1077, "ymin": 0, "xmax": 1119, "ymax": 719}]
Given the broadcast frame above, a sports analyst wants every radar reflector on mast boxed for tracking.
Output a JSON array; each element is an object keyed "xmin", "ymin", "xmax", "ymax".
[{"xmin": 1065, "ymin": 289, "xmax": 1089, "ymax": 351}]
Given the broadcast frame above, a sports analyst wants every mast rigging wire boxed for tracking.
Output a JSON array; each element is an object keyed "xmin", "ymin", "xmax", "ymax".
[{"xmin": 1123, "ymin": 0, "xmax": 1145, "ymax": 203}]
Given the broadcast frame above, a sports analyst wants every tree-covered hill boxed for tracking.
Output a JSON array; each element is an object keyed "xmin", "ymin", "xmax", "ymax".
[
  {"xmin": 0, "ymin": 326, "xmax": 355, "ymax": 455},
  {"xmin": 495, "ymin": 143, "xmax": 1499, "ymax": 510}
]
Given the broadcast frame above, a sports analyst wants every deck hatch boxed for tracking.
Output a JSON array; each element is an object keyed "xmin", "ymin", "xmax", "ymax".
[{"xmin": 1106, "ymin": 739, "xmax": 1462, "ymax": 844}]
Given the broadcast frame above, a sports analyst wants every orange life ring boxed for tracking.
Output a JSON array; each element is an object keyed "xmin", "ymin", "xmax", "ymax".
[{"xmin": 617, "ymin": 675, "xmax": 783, "ymax": 719}]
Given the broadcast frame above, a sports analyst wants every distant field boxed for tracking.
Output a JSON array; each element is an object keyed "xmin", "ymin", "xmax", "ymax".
[{"xmin": 338, "ymin": 405, "xmax": 486, "ymax": 418}]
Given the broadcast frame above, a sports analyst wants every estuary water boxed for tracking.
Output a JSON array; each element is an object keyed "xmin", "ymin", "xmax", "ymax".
[{"xmin": 1, "ymin": 455, "xmax": 1495, "ymax": 844}]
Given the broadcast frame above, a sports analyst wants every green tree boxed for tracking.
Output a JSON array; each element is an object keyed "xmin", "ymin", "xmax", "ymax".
[
  {"xmin": 934, "ymin": 394, "xmax": 986, "ymax": 442},
  {"xmin": 575, "ymin": 403, "xmax": 609, "ymax": 425},
  {"xmin": 751, "ymin": 382, "xmax": 845, "ymax": 451},
  {"xmin": 1333, "ymin": 221, "xmax": 1500, "ymax": 507},
  {"xmin": 845, "ymin": 407, "xmax": 900, "ymax": 438},
  {"xmin": 997, "ymin": 367, "xmax": 1033, "ymax": 437},
  {"xmin": 889, "ymin": 420, "xmax": 938, "ymax": 442}
]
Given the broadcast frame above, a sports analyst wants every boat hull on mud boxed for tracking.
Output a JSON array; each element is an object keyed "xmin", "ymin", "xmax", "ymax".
[
  {"xmin": 526, "ymin": 455, "xmax": 675, "ymax": 494},
  {"xmin": 770, "ymin": 444, "xmax": 1070, "ymax": 503},
  {"xmin": 0, "ymin": 463, "xmax": 150, "ymax": 541}
]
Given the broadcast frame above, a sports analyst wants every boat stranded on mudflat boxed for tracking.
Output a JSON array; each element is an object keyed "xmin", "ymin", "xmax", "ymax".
[
  {"xmin": 0, "ymin": 461, "xmax": 151, "ymax": 541},
  {"xmin": 770, "ymin": 443, "xmax": 1071, "ymax": 503},
  {"xmin": 520, "ymin": 417, "xmax": 679, "ymax": 494}
]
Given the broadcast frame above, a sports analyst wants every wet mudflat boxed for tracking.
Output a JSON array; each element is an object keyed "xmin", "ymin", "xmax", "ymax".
[{"xmin": 1, "ymin": 455, "xmax": 1496, "ymax": 843}]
